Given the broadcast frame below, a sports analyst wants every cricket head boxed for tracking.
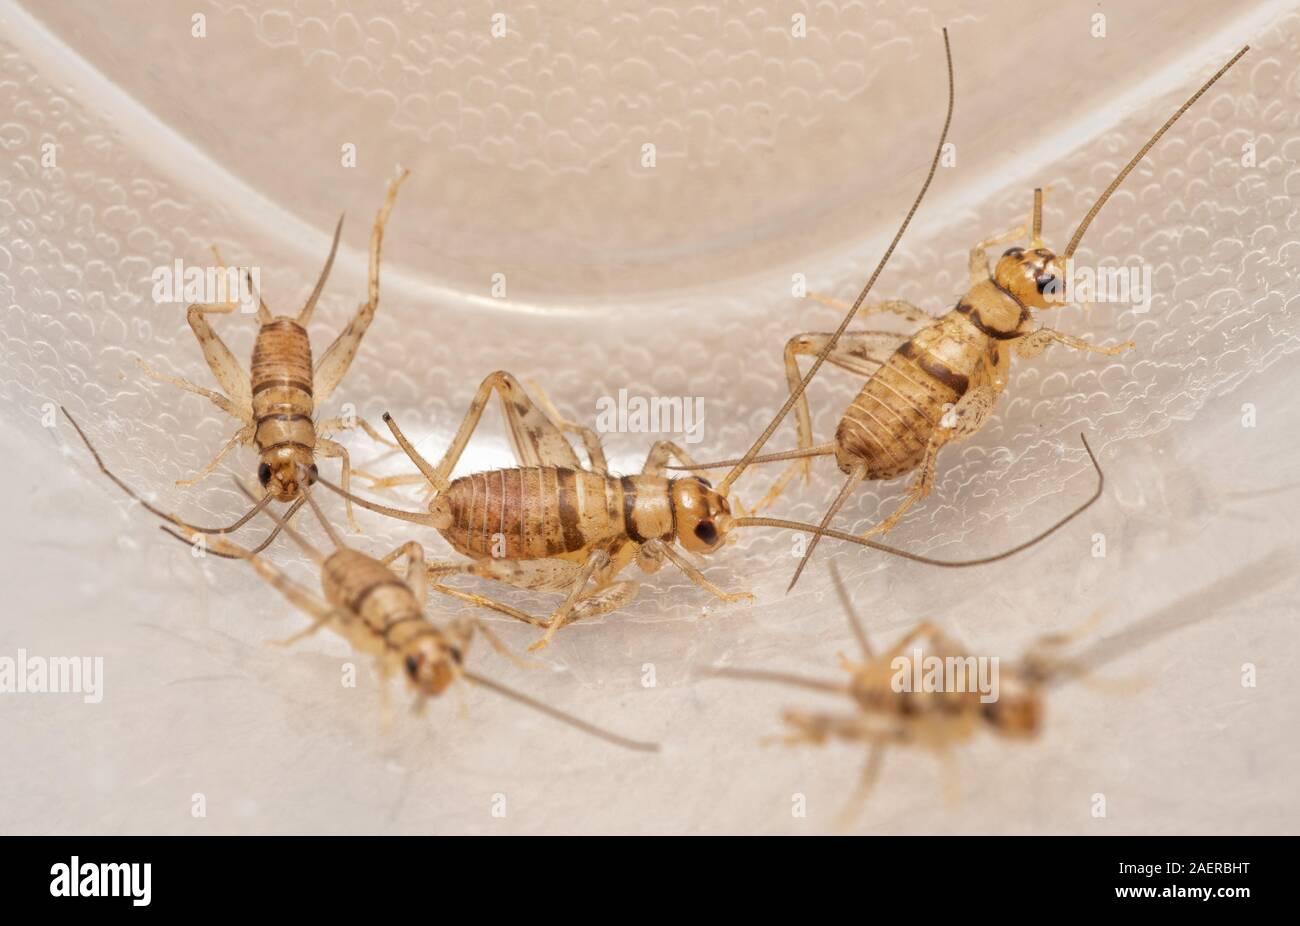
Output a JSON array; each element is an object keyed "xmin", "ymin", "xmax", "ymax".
[
  {"xmin": 994, "ymin": 245, "xmax": 1062, "ymax": 311},
  {"xmin": 980, "ymin": 669, "xmax": 1042, "ymax": 738},
  {"xmin": 672, "ymin": 476, "xmax": 735, "ymax": 554},
  {"xmin": 258, "ymin": 452, "xmax": 318, "ymax": 503},
  {"xmin": 402, "ymin": 633, "xmax": 462, "ymax": 697}
]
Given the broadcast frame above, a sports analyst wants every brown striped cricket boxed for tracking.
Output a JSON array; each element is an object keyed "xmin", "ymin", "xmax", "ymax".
[
  {"xmin": 62, "ymin": 411, "xmax": 659, "ymax": 752},
  {"xmin": 679, "ymin": 46, "xmax": 1249, "ymax": 590},
  {"xmin": 705, "ymin": 557, "xmax": 1238, "ymax": 824},
  {"xmin": 268, "ymin": 29, "xmax": 960, "ymax": 651},
  {"xmin": 131, "ymin": 169, "xmax": 409, "ymax": 546},
  {"xmin": 293, "ymin": 33, "xmax": 1099, "ymax": 652},
  {"xmin": 299, "ymin": 373, "xmax": 1104, "ymax": 653}
]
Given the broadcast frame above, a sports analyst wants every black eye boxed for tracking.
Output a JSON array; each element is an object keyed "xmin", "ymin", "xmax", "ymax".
[
  {"xmin": 693, "ymin": 476, "xmax": 712, "ymax": 489},
  {"xmin": 1002, "ymin": 247, "xmax": 1024, "ymax": 259},
  {"xmin": 694, "ymin": 521, "xmax": 718, "ymax": 544},
  {"xmin": 405, "ymin": 655, "xmax": 420, "ymax": 677},
  {"xmin": 307, "ymin": 464, "xmax": 319, "ymax": 483},
  {"xmin": 449, "ymin": 648, "xmax": 463, "ymax": 665},
  {"xmin": 257, "ymin": 462, "xmax": 272, "ymax": 486},
  {"xmin": 1035, "ymin": 273, "xmax": 1058, "ymax": 295}
]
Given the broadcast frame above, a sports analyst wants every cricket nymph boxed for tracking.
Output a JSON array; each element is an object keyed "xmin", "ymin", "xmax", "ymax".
[
  {"xmin": 832, "ymin": 244, "xmax": 1061, "ymax": 481},
  {"xmin": 134, "ymin": 169, "xmax": 409, "ymax": 540},
  {"xmin": 428, "ymin": 468, "xmax": 733, "ymax": 561},
  {"xmin": 692, "ymin": 45, "xmax": 1247, "ymax": 591},
  {"xmin": 319, "ymin": 546, "xmax": 462, "ymax": 697}
]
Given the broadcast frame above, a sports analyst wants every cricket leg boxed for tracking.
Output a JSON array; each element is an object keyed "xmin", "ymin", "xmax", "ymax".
[
  {"xmin": 311, "ymin": 168, "xmax": 410, "ymax": 405},
  {"xmin": 1014, "ymin": 327, "xmax": 1135, "ymax": 360},
  {"xmin": 175, "ymin": 423, "xmax": 255, "ymax": 487},
  {"xmin": 137, "ymin": 358, "xmax": 248, "ymax": 423},
  {"xmin": 316, "ymin": 436, "xmax": 360, "ymax": 532},
  {"xmin": 183, "ymin": 302, "xmax": 254, "ymax": 414},
  {"xmin": 317, "ymin": 415, "xmax": 399, "ymax": 449},
  {"xmin": 805, "ymin": 292, "xmax": 932, "ymax": 326},
  {"xmin": 382, "ymin": 370, "xmax": 587, "ymax": 497},
  {"xmin": 524, "ymin": 377, "xmax": 608, "ymax": 474},
  {"xmin": 860, "ymin": 386, "xmax": 998, "ymax": 539},
  {"xmin": 653, "ymin": 540, "xmax": 755, "ymax": 607},
  {"xmin": 528, "ymin": 546, "xmax": 616, "ymax": 652}
]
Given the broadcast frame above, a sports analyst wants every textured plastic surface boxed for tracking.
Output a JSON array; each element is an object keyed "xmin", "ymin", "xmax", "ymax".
[{"xmin": 1, "ymin": 0, "xmax": 1297, "ymax": 833}]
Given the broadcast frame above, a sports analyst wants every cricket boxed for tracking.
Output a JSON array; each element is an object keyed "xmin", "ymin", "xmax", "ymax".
[
  {"xmin": 163, "ymin": 479, "xmax": 661, "ymax": 752},
  {"xmin": 132, "ymin": 169, "xmax": 409, "ymax": 544},
  {"xmin": 304, "ymin": 376, "xmax": 1104, "ymax": 652},
  {"xmin": 705, "ymin": 552, "xmax": 1273, "ymax": 824},
  {"xmin": 14, "ymin": 3, "xmax": 1284, "ymax": 845},
  {"xmin": 676, "ymin": 46, "xmax": 1250, "ymax": 591}
]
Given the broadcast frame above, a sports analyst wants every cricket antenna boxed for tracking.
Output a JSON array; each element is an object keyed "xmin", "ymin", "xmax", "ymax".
[
  {"xmin": 1062, "ymin": 46, "xmax": 1247, "ymax": 259},
  {"xmin": 62, "ymin": 405, "xmax": 273, "ymax": 536},
  {"xmin": 312, "ymin": 473, "xmax": 442, "ymax": 528},
  {"xmin": 462, "ymin": 670, "xmax": 660, "ymax": 753},
  {"xmin": 230, "ymin": 478, "xmax": 327, "ymax": 562},
  {"xmin": 716, "ymin": 27, "xmax": 955, "ymax": 497},
  {"xmin": 728, "ymin": 433, "xmax": 1104, "ymax": 581},
  {"xmin": 703, "ymin": 666, "xmax": 847, "ymax": 695}
]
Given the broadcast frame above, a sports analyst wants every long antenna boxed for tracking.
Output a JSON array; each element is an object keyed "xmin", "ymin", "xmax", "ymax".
[
  {"xmin": 829, "ymin": 562, "xmax": 872, "ymax": 658},
  {"xmin": 462, "ymin": 670, "xmax": 659, "ymax": 753},
  {"xmin": 667, "ymin": 443, "xmax": 838, "ymax": 472},
  {"xmin": 732, "ymin": 433, "xmax": 1104, "ymax": 569},
  {"xmin": 230, "ymin": 478, "xmax": 327, "ymax": 562},
  {"xmin": 704, "ymin": 666, "xmax": 847, "ymax": 695},
  {"xmin": 301, "ymin": 490, "xmax": 344, "ymax": 550},
  {"xmin": 1062, "ymin": 46, "xmax": 1247, "ymax": 259},
  {"xmin": 716, "ymin": 28, "xmax": 956, "ymax": 497},
  {"xmin": 312, "ymin": 474, "xmax": 439, "ymax": 527},
  {"xmin": 62, "ymin": 406, "xmax": 271, "ymax": 536}
]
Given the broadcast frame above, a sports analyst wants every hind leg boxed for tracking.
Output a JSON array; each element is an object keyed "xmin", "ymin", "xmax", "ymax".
[
  {"xmin": 311, "ymin": 169, "xmax": 410, "ymax": 405},
  {"xmin": 175, "ymin": 423, "xmax": 255, "ymax": 487},
  {"xmin": 860, "ymin": 386, "xmax": 998, "ymax": 539},
  {"xmin": 383, "ymin": 370, "xmax": 589, "ymax": 496},
  {"xmin": 763, "ymin": 330, "xmax": 903, "ymax": 512}
]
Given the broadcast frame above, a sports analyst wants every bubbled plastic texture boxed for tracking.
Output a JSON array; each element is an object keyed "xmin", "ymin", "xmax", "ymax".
[{"xmin": 0, "ymin": 0, "xmax": 1297, "ymax": 834}]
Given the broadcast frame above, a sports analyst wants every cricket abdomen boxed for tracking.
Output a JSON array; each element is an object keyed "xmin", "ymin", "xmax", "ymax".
[
  {"xmin": 250, "ymin": 318, "xmax": 316, "ymax": 457},
  {"xmin": 320, "ymin": 549, "xmax": 426, "ymax": 656},
  {"xmin": 438, "ymin": 467, "xmax": 672, "ymax": 561},
  {"xmin": 836, "ymin": 312, "xmax": 988, "ymax": 480}
]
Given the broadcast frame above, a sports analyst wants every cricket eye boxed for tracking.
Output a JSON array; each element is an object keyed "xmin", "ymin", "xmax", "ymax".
[
  {"xmin": 405, "ymin": 655, "xmax": 421, "ymax": 678},
  {"xmin": 1002, "ymin": 247, "xmax": 1025, "ymax": 259},
  {"xmin": 694, "ymin": 521, "xmax": 718, "ymax": 545},
  {"xmin": 1035, "ymin": 273, "xmax": 1058, "ymax": 295},
  {"xmin": 258, "ymin": 462, "xmax": 272, "ymax": 486}
]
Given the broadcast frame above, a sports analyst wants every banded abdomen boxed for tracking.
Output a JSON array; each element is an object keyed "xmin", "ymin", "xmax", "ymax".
[
  {"xmin": 250, "ymin": 318, "xmax": 316, "ymax": 459},
  {"xmin": 835, "ymin": 311, "xmax": 993, "ymax": 480},
  {"xmin": 320, "ymin": 548, "xmax": 434, "ymax": 656},
  {"xmin": 847, "ymin": 659, "xmax": 984, "ymax": 728},
  {"xmin": 436, "ymin": 467, "xmax": 674, "ymax": 561}
]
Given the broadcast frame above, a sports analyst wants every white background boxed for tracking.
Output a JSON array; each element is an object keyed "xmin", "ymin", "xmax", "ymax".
[{"xmin": 1, "ymin": 0, "xmax": 1297, "ymax": 833}]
